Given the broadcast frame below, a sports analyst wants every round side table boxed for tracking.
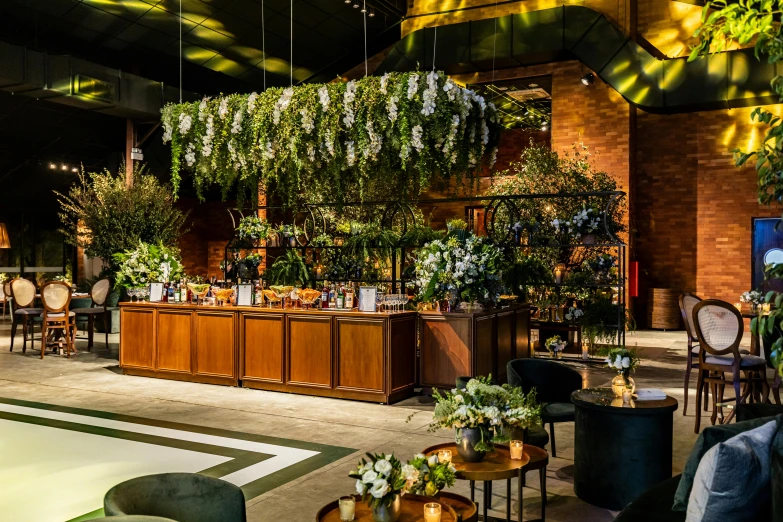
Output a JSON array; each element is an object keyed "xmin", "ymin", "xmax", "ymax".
[
  {"xmin": 571, "ymin": 388, "xmax": 678, "ymax": 510},
  {"xmin": 315, "ymin": 492, "xmax": 475, "ymax": 521},
  {"xmin": 422, "ymin": 442, "xmax": 548, "ymax": 522}
]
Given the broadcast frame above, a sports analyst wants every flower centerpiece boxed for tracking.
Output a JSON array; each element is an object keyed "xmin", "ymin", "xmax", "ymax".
[
  {"xmin": 603, "ymin": 346, "xmax": 641, "ymax": 397},
  {"xmin": 413, "ymin": 231, "xmax": 504, "ymax": 312},
  {"xmin": 741, "ymin": 290, "xmax": 763, "ymax": 313},
  {"xmin": 553, "ymin": 206, "xmax": 603, "ymax": 244},
  {"xmin": 113, "ymin": 242, "xmax": 184, "ymax": 291},
  {"xmin": 405, "ymin": 453, "xmax": 457, "ymax": 497},
  {"xmin": 586, "ymin": 253, "xmax": 617, "ymax": 284},
  {"xmin": 350, "ymin": 453, "xmax": 408, "ymax": 522},
  {"xmin": 428, "ymin": 376, "xmax": 541, "ymax": 462},
  {"xmin": 545, "ymin": 335, "xmax": 566, "ymax": 358},
  {"xmin": 237, "ymin": 215, "xmax": 271, "ymax": 242},
  {"xmin": 565, "ymin": 306, "xmax": 584, "ymax": 323}
]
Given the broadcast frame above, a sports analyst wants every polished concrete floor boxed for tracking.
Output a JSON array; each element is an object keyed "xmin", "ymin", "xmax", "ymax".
[{"xmin": 0, "ymin": 315, "xmax": 765, "ymax": 522}]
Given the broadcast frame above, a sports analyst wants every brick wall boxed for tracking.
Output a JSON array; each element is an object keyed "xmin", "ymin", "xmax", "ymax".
[{"xmin": 176, "ymin": 199, "xmax": 235, "ymax": 278}]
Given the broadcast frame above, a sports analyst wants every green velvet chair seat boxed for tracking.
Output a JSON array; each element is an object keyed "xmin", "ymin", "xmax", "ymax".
[
  {"xmin": 542, "ymin": 402, "xmax": 575, "ymax": 421},
  {"xmin": 104, "ymin": 473, "xmax": 246, "ymax": 522},
  {"xmin": 613, "ymin": 475, "xmax": 685, "ymax": 522}
]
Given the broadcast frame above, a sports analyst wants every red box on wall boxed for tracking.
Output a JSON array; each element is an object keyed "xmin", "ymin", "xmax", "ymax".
[{"xmin": 629, "ymin": 261, "xmax": 639, "ymax": 297}]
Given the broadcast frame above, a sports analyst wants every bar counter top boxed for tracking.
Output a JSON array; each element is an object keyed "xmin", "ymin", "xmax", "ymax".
[{"xmin": 118, "ymin": 300, "xmax": 417, "ymax": 317}]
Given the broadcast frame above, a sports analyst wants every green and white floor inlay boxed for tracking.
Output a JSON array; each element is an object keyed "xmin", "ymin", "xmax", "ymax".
[{"xmin": 0, "ymin": 398, "xmax": 355, "ymax": 522}]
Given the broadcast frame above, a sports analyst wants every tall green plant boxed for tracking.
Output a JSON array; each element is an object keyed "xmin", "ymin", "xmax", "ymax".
[
  {"xmin": 265, "ymin": 250, "xmax": 310, "ymax": 286},
  {"xmin": 56, "ymin": 164, "xmax": 188, "ymax": 271},
  {"xmin": 691, "ymin": 0, "xmax": 783, "ymax": 376}
]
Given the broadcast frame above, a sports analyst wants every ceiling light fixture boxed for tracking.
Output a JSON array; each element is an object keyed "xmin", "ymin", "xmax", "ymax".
[
  {"xmin": 345, "ymin": 0, "xmax": 351, "ymax": 3},
  {"xmin": 581, "ymin": 73, "xmax": 595, "ymax": 86},
  {"xmin": 368, "ymin": 9, "xmax": 375, "ymax": 17},
  {"xmin": 352, "ymin": 1, "xmax": 360, "ymax": 8},
  {"xmin": 61, "ymin": 164, "xmax": 68, "ymax": 171},
  {"xmin": 49, "ymin": 163, "xmax": 56, "ymax": 169},
  {"xmin": 360, "ymin": 4, "xmax": 367, "ymax": 12}
]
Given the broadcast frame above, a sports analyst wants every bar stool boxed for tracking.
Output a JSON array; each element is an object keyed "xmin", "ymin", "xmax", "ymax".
[
  {"xmin": 10, "ymin": 278, "xmax": 42, "ymax": 352},
  {"xmin": 40, "ymin": 281, "xmax": 76, "ymax": 358},
  {"xmin": 72, "ymin": 278, "xmax": 112, "ymax": 351}
]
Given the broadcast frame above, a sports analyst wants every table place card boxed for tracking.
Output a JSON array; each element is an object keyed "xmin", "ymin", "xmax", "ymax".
[
  {"xmin": 635, "ymin": 388, "xmax": 666, "ymax": 400},
  {"xmin": 149, "ymin": 282, "xmax": 164, "ymax": 302},
  {"xmin": 236, "ymin": 284, "xmax": 253, "ymax": 306},
  {"xmin": 358, "ymin": 286, "xmax": 377, "ymax": 312}
]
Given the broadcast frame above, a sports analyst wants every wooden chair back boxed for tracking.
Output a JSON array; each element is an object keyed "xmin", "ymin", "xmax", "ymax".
[
  {"xmin": 692, "ymin": 299, "xmax": 743, "ymax": 360},
  {"xmin": 91, "ymin": 278, "xmax": 111, "ymax": 307},
  {"xmin": 10, "ymin": 278, "xmax": 36, "ymax": 308},
  {"xmin": 2, "ymin": 280, "xmax": 10, "ymax": 301},
  {"xmin": 41, "ymin": 281, "xmax": 72, "ymax": 314},
  {"xmin": 680, "ymin": 292, "xmax": 702, "ymax": 343}
]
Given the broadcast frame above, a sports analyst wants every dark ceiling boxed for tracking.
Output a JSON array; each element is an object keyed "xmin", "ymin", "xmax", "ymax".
[{"xmin": 0, "ymin": 0, "xmax": 406, "ymax": 95}]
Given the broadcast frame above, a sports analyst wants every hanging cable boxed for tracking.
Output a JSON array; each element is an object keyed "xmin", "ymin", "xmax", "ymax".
[
  {"xmin": 290, "ymin": 0, "xmax": 293, "ymax": 86},
  {"xmin": 363, "ymin": 0, "xmax": 368, "ymax": 77},
  {"xmin": 262, "ymin": 0, "xmax": 266, "ymax": 90},
  {"xmin": 432, "ymin": 26, "xmax": 437, "ymax": 71},
  {"xmin": 491, "ymin": 0, "xmax": 498, "ymax": 86},
  {"xmin": 179, "ymin": 0, "xmax": 182, "ymax": 102}
]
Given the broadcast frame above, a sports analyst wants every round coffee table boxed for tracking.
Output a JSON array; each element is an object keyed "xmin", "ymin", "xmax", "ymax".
[
  {"xmin": 422, "ymin": 442, "xmax": 548, "ymax": 522},
  {"xmin": 571, "ymin": 388, "xmax": 678, "ymax": 510},
  {"xmin": 315, "ymin": 492, "xmax": 476, "ymax": 521}
]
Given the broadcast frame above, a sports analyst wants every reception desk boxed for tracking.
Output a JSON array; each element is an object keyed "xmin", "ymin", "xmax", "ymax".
[
  {"xmin": 418, "ymin": 304, "xmax": 531, "ymax": 390},
  {"xmin": 119, "ymin": 302, "xmax": 417, "ymax": 404}
]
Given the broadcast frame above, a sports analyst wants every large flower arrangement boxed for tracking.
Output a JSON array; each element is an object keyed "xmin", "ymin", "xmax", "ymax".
[
  {"xmin": 237, "ymin": 215, "xmax": 272, "ymax": 242},
  {"xmin": 429, "ymin": 376, "xmax": 542, "ymax": 452},
  {"xmin": 414, "ymin": 233, "xmax": 504, "ymax": 307},
  {"xmin": 113, "ymin": 242, "xmax": 184, "ymax": 289},
  {"xmin": 161, "ymin": 71, "xmax": 500, "ymax": 204}
]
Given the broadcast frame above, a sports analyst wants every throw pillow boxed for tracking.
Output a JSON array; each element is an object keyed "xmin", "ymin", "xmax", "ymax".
[
  {"xmin": 685, "ymin": 420, "xmax": 778, "ymax": 522},
  {"xmin": 672, "ymin": 414, "xmax": 783, "ymax": 511}
]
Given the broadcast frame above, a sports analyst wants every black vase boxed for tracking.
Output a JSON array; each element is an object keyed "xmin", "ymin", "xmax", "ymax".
[{"xmin": 456, "ymin": 427, "xmax": 489, "ymax": 462}]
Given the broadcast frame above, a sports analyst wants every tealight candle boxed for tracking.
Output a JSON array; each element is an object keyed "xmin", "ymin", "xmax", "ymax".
[
  {"xmin": 423, "ymin": 502, "xmax": 441, "ymax": 522},
  {"xmin": 437, "ymin": 449, "xmax": 452, "ymax": 464},
  {"xmin": 338, "ymin": 496, "xmax": 355, "ymax": 522},
  {"xmin": 509, "ymin": 440, "xmax": 524, "ymax": 460},
  {"xmin": 622, "ymin": 388, "xmax": 633, "ymax": 403},
  {"xmin": 762, "ymin": 303, "xmax": 771, "ymax": 313},
  {"xmin": 554, "ymin": 268, "xmax": 563, "ymax": 284},
  {"xmin": 734, "ymin": 302, "xmax": 743, "ymax": 311}
]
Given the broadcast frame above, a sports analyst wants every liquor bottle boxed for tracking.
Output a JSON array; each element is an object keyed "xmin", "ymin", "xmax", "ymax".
[
  {"xmin": 336, "ymin": 284, "xmax": 345, "ymax": 309},
  {"xmin": 345, "ymin": 284, "xmax": 354, "ymax": 309},
  {"xmin": 328, "ymin": 284, "xmax": 336, "ymax": 308},
  {"xmin": 173, "ymin": 283, "xmax": 180, "ymax": 303},
  {"xmin": 321, "ymin": 283, "xmax": 329, "ymax": 309},
  {"xmin": 162, "ymin": 282, "xmax": 169, "ymax": 302}
]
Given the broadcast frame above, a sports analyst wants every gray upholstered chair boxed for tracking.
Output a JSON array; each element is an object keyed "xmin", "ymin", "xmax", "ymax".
[
  {"xmin": 72, "ymin": 278, "xmax": 112, "ymax": 351},
  {"xmin": 10, "ymin": 278, "xmax": 42, "ymax": 353},
  {"xmin": 104, "ymin": 473, "xmax": 247, "ymax": 522},
  {"xmin": 507, "ymin": 358, "xmax": 583, "ymax": 458}
]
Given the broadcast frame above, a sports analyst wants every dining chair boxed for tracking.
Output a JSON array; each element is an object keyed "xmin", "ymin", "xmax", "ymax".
[
  {"xmin": 692, "ymin": 299, "xmax": 769, "ymax": 433},
  {"xmin": 72, "ymin": 278, "xmax": 111, "ymax": 351},
  {"xmin": 0, "ymin": 278, "xmax": 9, "ymax": 318},
  {"xmin": 40, "ymin": 281, "xmax": 76, "ymax": 359},
  {"xmin": 10, "ymin": 278, "xmax": 42, "ymax": 353}
]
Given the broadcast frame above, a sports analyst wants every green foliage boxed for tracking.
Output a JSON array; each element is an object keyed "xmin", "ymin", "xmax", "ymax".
[
  {"xmin": 113, "ymin": 242, "xmax": 184, "ymax": 289},
  {"xmin": 407, "ymin": 454, "xmax": 457, "ymax": 497},
  {"xmin": 265, "ymin": 250, "xmax": 310, "ymax": 286},
  {"xmin": 161, "ymin": 71, "xmax": 500, "ymax": 206},
  {"xmin": 237, "ymin": 215, "xmax": 271, "ymax": 242},
  {"xmin": 692, "ymin": 1, "xmax": 783, "ymax": 376},
  {"xmin": 56, "ymin": 164, "xmax": 188, "ymax": 270},
  {"xmin": 503, "ymin": 253, "xmax": 553, "ymax": 297},
  {"xmin": 342, "ymin": 223, "xmax": 399, "ymax": 262},
  {"xmin": 399, "ymin": 224, "xmax": 444, "ymax": 247},
  {"xmin": 581, "ymin": 296, "xmax": 635, "ymax": 348}
]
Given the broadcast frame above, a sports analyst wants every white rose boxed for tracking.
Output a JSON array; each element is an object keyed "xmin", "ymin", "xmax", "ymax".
[
  {"xmin": 605, "ymin": 357, "xmax": 613, "ymax": 368},
  {"xmin": 622, "ymin": 357, "xmax": 631, "ymax": 369},
  {"xmin": 614, "ymin": 355, "xmax": 623, "ymax": 368},
  {"xmin": 362, "ymin": 470, "xmax": 378, "ymax": 483},
  {"xmin": 370, "ymin": 479, "xmax": 390, "ymax": 499},
  {"xmin": 374, "ymin": 459, "xmax": 392, "ymax": 476},
  {"xmin": 413, "ymin": 453, "xmax": 425, "ymax": 461},
  {"xmin": 356, "ymin": 479, "xmax": 365, "ymax": 495},
  {"xmin": 427, "ymin": 454, "xmax": 439, "ymax": 467}
]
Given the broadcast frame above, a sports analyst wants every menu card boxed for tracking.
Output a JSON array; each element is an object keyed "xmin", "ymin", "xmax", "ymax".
[
  {"xmin": 359, "ymin": 286, "xmax": 377, "ymax": 312},
  {"xmin": 236, "ymin": 284, "xmax": 253, "ymax": 306},
  {"xmin": 149, "ymin": 282, "xmax": 164, "ymax": 302}
]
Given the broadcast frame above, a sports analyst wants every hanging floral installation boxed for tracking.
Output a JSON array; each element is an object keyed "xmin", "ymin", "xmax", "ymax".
[{"xmin": 161, "ymin": 71, "xmax": 500, "ymax": 205}]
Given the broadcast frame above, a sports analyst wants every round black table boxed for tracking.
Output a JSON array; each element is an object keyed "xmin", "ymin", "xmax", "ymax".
[{"xmin": 571, "ymin": 388, "xmax": 678, "ymax": 510}]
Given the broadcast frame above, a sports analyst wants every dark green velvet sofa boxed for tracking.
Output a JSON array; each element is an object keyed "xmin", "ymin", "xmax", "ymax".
[{"xmin": 613, "ymin": 403, "xmax": 783, "ymax": 522}]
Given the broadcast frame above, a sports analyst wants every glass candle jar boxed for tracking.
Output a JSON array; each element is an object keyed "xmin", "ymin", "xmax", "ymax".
[
  {"xmin": 423, "ymin": 503, "xmax": 441, "ymax": 522},
  {"xmin": 338, "ymin": 496, "xmax": 355, "ymax": 521},
  {"xmin": 622, "ymin": 388, "xmax": 633, "ymax": 403},
  {"xmin": 437, "ymin": 449, "xmax": 452, "ymax": 463},
  {"xmin": 509, "ymin": 440, "xmax": 524, "ymax": 460}
]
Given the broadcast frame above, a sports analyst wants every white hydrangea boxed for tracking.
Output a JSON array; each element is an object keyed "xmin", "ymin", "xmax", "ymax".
[
  {"xmin": 247, "ymin": 92, "xmax": 258, "ymax": 114},
  {"xmin": 231, "ymin": 110, "xmax": 243, "ymax": 134},
  {"xmin": 407, "ymin": 73, "xmax": 419, "ymax": 100},
  {"xmin": 300, "ymin": 109, "xmax": 314, "ymax": 134},
  {"xmin": 411, "ymin": 125, "xmax": 424, "ymax": 151},
  {"xmin": 318, "ymin": 85, "xmax": 330, "ymax": 111},
  {"xmin": 442, "ymin": 114, "xmax": 460, "ymax": 158},
  {"xmin": 218, "ymin": 98, "xmax": 229, "ymax": 120}
]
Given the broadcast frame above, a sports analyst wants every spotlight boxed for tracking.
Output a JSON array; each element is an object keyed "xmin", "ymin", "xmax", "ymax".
[
  {"xmin": 541, "ymin": 124, "xmax": 549, "ymax": 131},
  {"xmin": 581, "ymin": 73, "xmax": 595, "ymax": 86},
  {"xmin": 71, "ymin": 167, "xmax": 78, "ymax": 173},
  {"xmin": 61, "ymin": 164, "xmax": 68, "ymax": 171},
  {"xmin": 352, "ymin": 2, "xmax": 360, "ymax": 8},
  {"xmin": 49, "ymin": 163, "xmax": 56, "ymax": 169},
  {"xmin": 344, "ymin": 0, "xmax": 351, "ymax": 3},
  {"xmin": 368, "ymin": 9, "xmax": 375, "ymax": 17}
]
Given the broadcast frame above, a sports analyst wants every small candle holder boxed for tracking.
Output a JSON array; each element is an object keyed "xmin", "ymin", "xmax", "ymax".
[
  {"xmin": 338, "ymin": 496, "xmax": 355, "ymax": 522},
  {"xmin": 762, "ymin": 302, "xmax": 771, "ymax": 313},
  {"xmin": 437, "ymin": 449, "xmax": 452, "ymax": 464},
  {"xmin": 734, "ymin": 302, "xmax": 743, "ymax": 312},
  {"xmin": 622, "ymin": 387, "xmax": 633, "ymax": 403},
  {"xmin": 423, "ymin": 502, "xmax": 442, "ymax": 522},
  {"xmin": 509, "ymin": 440, "xmax": 524, "ymax": 460}
]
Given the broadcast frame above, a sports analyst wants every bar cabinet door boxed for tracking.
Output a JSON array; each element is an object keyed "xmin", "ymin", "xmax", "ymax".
[
  {"xmin": 335, "ymin": 316, "xmax": 385, "ymax": 393},
  {"xmin": 120, "ymin": 308, "xmax": 155, "ymax": 370},
  {"xmin": 240, "ymin": 313, "xmax": 284, "ymax": 384},
  {"xmin": 194, "ymin": 311, "xmax": 236, "ymax": 380},
  {"xmin": 287, "ymin": 314, "xmax": 332, "ymax": 388},
  {"xmin": 156, "ymin": 309, "xmax": 193, "ymax": 374},
  {"xmin": 419, "ymin": 315, "xmax": 472, "ymax": 390}
]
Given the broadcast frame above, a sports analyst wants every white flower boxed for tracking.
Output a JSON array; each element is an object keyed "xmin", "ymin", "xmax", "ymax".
[
  {"xmin": 427, "ymin": 454, "xmax": 439, "ymax": 467},
  {"xmin": 370, "ymin": 479, "xmax": 390, "ymax": 499},
  {"xmin": 300, "ymin": 109, "xmax": 314, "ymax": 134},
  {"xmin": 184, "ymin": 143, "xmax": 196, "ymax": 166},
  {"xmin": 407, "ymin": 73, "xmax": 419, "ymax": 100},
  {"xmin": 380, "ymin": 72, "xmax": 390, "ymax": 94},
  {"xmin": 489, "ymin": 147, "xmax": 498, "ymax": 169},
  {"xmin": 356, "ymin": 479, "xmax": 365, "ymax": 495},
  {"xmin": 273, "ymin": 87, "xmax": 294, "ymax": 124},
  {"xmin": 374, "ymin": 459, "xmax": 392, "ymax": 476},
  {"xmin": 413, "ymin": 453, "xmax": 425, "ymax": 461},
  {"xmin": 481, "ymin": 120, "xmax": 490, "ymax": 145},
  {"xmin": 345, "ymin": 140, "xmax": 356, "ymax": 166},
  {"xmin": 198, "ymin": 97, "xmax": 209, "ymax": 121},
  {"xmin": 421, "ymin": 71, "xmax": 438, "ymax": 116},
  {"xmin": 411, "ymin": 125, "xmax": 424, "ymax": 151},
  {"xmin": 218, "ymin": 98, "xmax": 229, "ymax": 119},
  {"xmin": 202, "ymin": 115, "xmax": 215, "ymax": 157},
  {"xmin": 231, "ymin": 110, "xmax": 243, "ymax": 134},
  {"xmin": 387, "ymin": 95, "xmax": 399, "ymax": 122},
  {"xmin": 614, "ymin": 355, "xmax": 623, "ymax": 368},
  {"xmin": 622, "ymin": 357, "xmax": 630, "ymax": 369},
  {"xmin": 177, "ymin": 112, "xmax": 192, "ymax": 135},
  {"xmin": 362, "ymin": 470, "xmax": 378, "ymax": 483},
  {"xmin": 247, "ymin": 92, "xmax": 258, "ymax": 113},
  {"xmin": 318, "ymin": 85, "xmax": 330, "ymax": 111},
  {"xmin": 343, "ymin": 80, "xmax": 357, "ymax": 128}
]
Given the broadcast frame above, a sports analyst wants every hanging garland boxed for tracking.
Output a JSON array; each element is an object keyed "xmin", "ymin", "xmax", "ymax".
[{"xmin": 161, "ymin": 71, "xmax": 500, "ymax": 205}]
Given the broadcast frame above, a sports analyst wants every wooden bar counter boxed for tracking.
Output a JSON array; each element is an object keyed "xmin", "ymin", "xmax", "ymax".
[
  {"xmin": 418, "ymin": 303, "xmax": 531, "ymax": 391},
  {"xmin": 119, "ymin": 302, "xmax": 417, "ymax": 404}
]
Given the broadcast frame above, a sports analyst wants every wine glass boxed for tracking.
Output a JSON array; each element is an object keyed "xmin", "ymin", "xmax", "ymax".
[
  {"xmin": 128, "ymin": 288, "xmax": 136, "ymax": 302},
  {"xmin": 375, "ymin": 291, "xmax": 384, "ymax": 312}
]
